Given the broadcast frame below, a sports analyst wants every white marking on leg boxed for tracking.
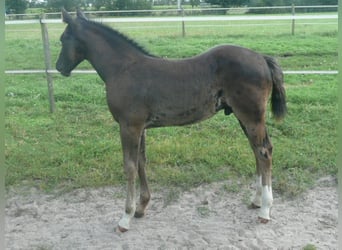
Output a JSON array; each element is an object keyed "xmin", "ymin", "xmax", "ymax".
[
  {"xmin": 252, "ymin": 175, "xmax": 262, "ymax": 207},
  {"xmin": 258, "ymin": 185, "xmax": 273, "ymax": 220},
  {"xmin": 118, "ymin": 209, "xmax": 135, "ymax": 230},
  {"xmin": 118, "ymin": 178, "xmax": 136, "ymax": 231}
]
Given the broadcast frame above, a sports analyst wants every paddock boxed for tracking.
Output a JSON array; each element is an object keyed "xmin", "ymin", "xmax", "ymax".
[{"xmin": 5, "ymin": 8, "xmax": 338, "ymax": 249}]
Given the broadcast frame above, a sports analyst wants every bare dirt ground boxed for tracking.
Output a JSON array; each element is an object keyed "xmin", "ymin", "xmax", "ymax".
[{"xmin": 6, "ymin": 176, "xmax": 337, "ymax": 250}]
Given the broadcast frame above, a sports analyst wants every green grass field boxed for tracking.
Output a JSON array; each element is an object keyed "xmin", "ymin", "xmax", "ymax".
[{"xmin": 5, "ymin": 17, "xmax": 338, "ymax": 196}]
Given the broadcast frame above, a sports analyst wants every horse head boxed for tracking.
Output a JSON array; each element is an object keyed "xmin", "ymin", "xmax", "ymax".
[{"xmin": 56, "ymin": 8, "xmax": 88, "ymax": 76}]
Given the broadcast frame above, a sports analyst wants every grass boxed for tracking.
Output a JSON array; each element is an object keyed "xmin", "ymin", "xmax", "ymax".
[
  {"xmin": 302, "ymin": 244, "xmax": 317, "ymax": 250},
  {"xmin": 5, "ymin": 18, "xmax": 338, "ymax": 195}
]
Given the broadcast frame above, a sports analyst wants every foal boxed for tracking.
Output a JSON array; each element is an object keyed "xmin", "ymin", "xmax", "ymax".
[{"xmin": 56, "ymin": 9, "xmax": 287, "ymax": 232}]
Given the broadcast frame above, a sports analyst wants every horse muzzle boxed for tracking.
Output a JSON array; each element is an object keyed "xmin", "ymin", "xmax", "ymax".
[
  {"xmin": 56, "ymin": 62, "xmax": 71, "ymax": 77},
  {"xmin": 59, "ymin": 70, "xmax": 71, "ymax": 77}
]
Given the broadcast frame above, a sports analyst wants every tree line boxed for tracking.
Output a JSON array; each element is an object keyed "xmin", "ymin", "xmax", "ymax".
[{"xmin": 6, "ymin": 0, "xmax": 338, "ymax": 15}]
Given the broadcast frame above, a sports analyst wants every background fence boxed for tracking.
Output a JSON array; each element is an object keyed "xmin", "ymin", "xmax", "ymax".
[{"xmin": 5, "ymin": 5, "xmax": 338, "ymax": 112}]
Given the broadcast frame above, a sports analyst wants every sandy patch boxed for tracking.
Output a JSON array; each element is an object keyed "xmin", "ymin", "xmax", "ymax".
[{"xmin": 6, "ymin": 176, "xmax": 337, "ymax": 249}]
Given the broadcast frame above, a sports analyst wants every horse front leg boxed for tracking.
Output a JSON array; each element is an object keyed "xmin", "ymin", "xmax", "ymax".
[
  {"xmin": 117, "ymin": 125, "xmax": 142, "ymax": 232},
  {"xmin": 135, "ymin": 129, "xmax": 151, "ymax": 218}
]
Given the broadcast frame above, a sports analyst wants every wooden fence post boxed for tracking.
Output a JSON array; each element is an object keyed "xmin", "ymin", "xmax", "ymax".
[
  {"xmin": 182, "ymin": 8, "xmax": 186, "ymax": 37},
  {"xmin": 178, "ymin": 7, "xmax": 185, "ymax": 37},
  {"xmin": 291, "ymin": 4, "xmax": 295, "ymax": 35},
  {"xmin": 40, "ymin": 14, "xmax": 56, "ymax": 113}
]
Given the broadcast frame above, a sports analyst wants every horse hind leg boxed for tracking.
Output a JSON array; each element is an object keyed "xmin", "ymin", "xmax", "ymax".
[
  {"xmin": 238, "ymin": 120, "xmax": 262, "ymax": 208},
  {"xmin": 239, "ymin": 120, "xmax": 273, "ymax": 223},
  {"xmin": 258, "ymin": 131, "xmax": 273, "ymax": 223},
  {"xmin": 253, "ymin": 127, "xmax": 273, "ymax": 223},
  {"xmin": 134, "ymin": 130, "xmax": 151, "ymax": 218}
]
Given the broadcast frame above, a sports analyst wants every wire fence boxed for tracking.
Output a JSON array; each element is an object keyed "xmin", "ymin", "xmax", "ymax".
[
  {"xmin": 5, "ymin": 5, "xmax": 338, "ymax": 20},
  {"xmin": 5, "ymin": 12, "xmax": 338, "ymax": 24},
  {"xmin": 5, "ymin": 6, "xmax": 338, "ymax": 112}
]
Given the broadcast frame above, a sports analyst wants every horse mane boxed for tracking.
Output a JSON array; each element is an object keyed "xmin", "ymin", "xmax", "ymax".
[{"xmin": 81, "ymin": 18, "xmax": 155, "ymax": 57}]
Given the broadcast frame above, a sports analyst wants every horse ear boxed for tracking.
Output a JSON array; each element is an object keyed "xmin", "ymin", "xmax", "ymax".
[
  {"xmin": 76, "ymin": 8, "xmax": 88, "ymax": 20},
  {"xmin": 61, "ymin": 7, "xmax": 73, "ymax": 24}
]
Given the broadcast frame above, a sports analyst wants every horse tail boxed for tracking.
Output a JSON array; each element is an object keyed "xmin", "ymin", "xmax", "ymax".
[{"xmin": 264, "ymin": 55, "xmax": 287, "ymax": 121}]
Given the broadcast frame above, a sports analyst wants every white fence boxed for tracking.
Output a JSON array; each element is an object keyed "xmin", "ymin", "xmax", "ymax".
[{"xmin": 5, "ymin": 7, "xmax": 338, "ymax": 112}]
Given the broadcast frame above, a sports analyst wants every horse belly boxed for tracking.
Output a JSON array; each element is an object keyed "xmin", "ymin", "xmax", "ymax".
[
  {"xmin": 146, "ymin": 96, "xmax": 217, "ymax": 128},
  {"xmin": 139, "ymin": 59, "xmax": 220, "ymax": 128}
]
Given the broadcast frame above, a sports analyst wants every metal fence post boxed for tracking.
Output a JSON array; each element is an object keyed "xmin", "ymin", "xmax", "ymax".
[{"xmin": 40, "ymin": 14, "xmax": 56, "ymax": 113}]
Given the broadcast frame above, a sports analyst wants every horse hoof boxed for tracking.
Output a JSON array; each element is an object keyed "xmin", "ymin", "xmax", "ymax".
[
  {"xmin": 258, "ymin": 216, "xmax": 270, "ymax": 224},
  {"xmin": 249, "ymin": 203, "xmax": 261, "ymax": 209},
  {"xmin": 134, "ymin": 211, "xmax": 145, "ymax": 218},
  {"xmin": 116, "ymin": 225, "xmax": 129, "ymax": 233}
]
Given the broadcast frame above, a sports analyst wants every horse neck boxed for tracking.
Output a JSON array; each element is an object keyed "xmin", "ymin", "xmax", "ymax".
[{"xmin": 81, "ymin": 28, "xmax": 145, "ymax": 82}]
